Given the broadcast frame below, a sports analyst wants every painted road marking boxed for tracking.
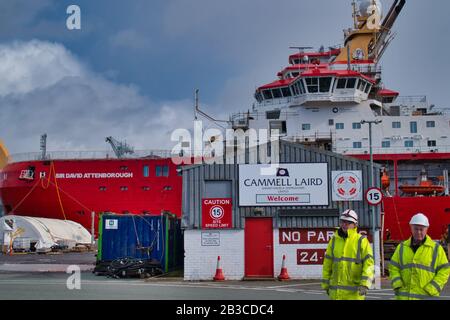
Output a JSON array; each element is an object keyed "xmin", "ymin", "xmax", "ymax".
[
  {"xmin": 0, "ymin": 279, "xmax": 449, "ymax": 299},
  {"xmin": 266, "ymin": 282, "xmax": 321, "ymax": 289}
]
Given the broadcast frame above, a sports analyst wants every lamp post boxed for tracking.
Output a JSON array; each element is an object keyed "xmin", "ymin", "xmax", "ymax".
[
  {"xmin": 361, "ymin": 119, "xmax": 382, "ymax": 288},
  {"xmin": 361, "ymin": 119, "xmax": 382, "ymax": 189}
]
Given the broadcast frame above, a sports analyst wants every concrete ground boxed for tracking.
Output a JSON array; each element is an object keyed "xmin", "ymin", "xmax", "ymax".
[
  {"xmin": 0, "ymin": 252, "xmax": 96, "ymax": 272},
  {"xmin": 1, "ymin": 252, "xmax": 449, "ymax": 300},
  {"xmin": 0, "ymin": 271, "xmax": 449, "ymax": 300}
]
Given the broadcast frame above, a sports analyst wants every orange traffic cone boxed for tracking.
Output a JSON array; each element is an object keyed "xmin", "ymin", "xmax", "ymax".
[
  {"xmin": 213, "ymin": 256, "xmax": 225, "ymax": 281},
  {"xmin": 278, "ymin": 255, "xmax": 290, "ymax": 281}
]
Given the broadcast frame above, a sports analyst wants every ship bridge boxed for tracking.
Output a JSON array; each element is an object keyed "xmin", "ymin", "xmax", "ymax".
[{"xmin": 254, "ymin": 68, "xmax": 375, "ymax": 107}]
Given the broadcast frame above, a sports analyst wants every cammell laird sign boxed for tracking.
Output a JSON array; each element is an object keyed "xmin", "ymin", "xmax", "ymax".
[{"xmin": 238, "ymin": 163, "xmax": 329, "ymax": 206}]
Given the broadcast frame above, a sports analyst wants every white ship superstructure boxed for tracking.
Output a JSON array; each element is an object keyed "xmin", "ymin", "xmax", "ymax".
[
  {"xmin": 231, "ymin": 0, "xmax": 449, "ymax": 157},
  {"xmin": 227, "ymin": 0, "xmax": 450, "ymax": 241}
]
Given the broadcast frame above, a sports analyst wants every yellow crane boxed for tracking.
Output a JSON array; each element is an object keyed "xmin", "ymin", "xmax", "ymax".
[{"xmin": 0, "ymin": 139, "xmax": 9, "ymax": 169}]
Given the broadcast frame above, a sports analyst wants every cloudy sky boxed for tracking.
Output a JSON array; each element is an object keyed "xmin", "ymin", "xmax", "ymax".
[{"xmin": 0, "ymin": 0, "xmax": 448, "ymax": 154}]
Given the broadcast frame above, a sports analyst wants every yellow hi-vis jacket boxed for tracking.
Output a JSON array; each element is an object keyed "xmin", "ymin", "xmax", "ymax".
[
  {"xmin": 322, "ymin": 228, "xmax": 374, "ymax": 300},
  {"xmin": 389, "ymin": 235, "xmax": 450, "ymax": 300}
]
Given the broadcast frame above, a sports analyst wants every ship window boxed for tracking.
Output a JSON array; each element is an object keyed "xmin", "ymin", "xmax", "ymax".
[
  {"xmin": 336, "ymin": 78, "xmax": 347, "ymax": 89},
  {"xmin": 302, "ymin": 124, "xmax": 311, "ymax": 131},
  {"xmin": 120, "ymin": 166, "xmax": 128, "ymax": 171},
  {"xmin": 404, "ymin": 141, "xmax": 414, "ymax": 148},
  {"xmin": 364, "ymin": 83, "xmax": 371, "ymax": 94},
  {"xmin": 254, "ymin": 91, "xmax": 263, "ymax": 103},
  {"xmin": 298, "ymin": 82, "xmax": 303, "ymax": 94},
  {"xmin": 353, "ymin": 142, "xmax": 362, "ymax": 149},
  {"xmin": 352, "ymin": 122, "xmax": 362, "ymax": 129},
  {"xmin": 143, "ymin": 165, "xmax": 149, "ymax": 177},
  {"xmin": 426, "ymin": 121, "xmax": 435, "ymax": 128},
  {"xmin": 291, "ymin": 82, "xmax": 300, "ymax": 95},
  {"xmin": 266, "ymin": 110, "xmax": 281, "ymax": 120},
  {"xmin": 428, "ymin": 140, "xmax": 437, "ymax": 147},
  {"xmin": 262, "ymin": 90, "xmax": 273, "ymax": 100},
  {"xmin": 292, "ymin": 72, "xmax": 299, "ymax": 78},
  {"xmin": 99, "ymin": 186, "xmax": 107, "ymax": 191},
  {"xmin": 156, "ymin": 166, "xmax": 162, "ymax": 177},
  {"xmin": 346, "ymin": 78, "xmax": 356, "ymax": 89},
  {"xmin": 270, "ymin": 121, "xmax": 287, "ymax": 134},
  {"xmin": 272, "ymin": 88, "xmax": 282, "ymax": 99},
  {"xmin": 142, "ymin": 186, "xmax": 150, "ymax": 191},
  {"xmin": 120, "ymin": 186, "xmax": 128, "ymax": 191},
  {"xmin": 163, "ymin": 186, "xmax": 172, "ymax": 191},
  {"xmin": 305, "ymin": 77, "xmax": 319, "ymax": 93},
  {"xmin": 329, "ymin": 119, "xmax": 334, "ymax": 126},
  {"xmin": 392, "ymin": 122, "xmax": 401, "ymax": 129},
  {"xmin": 299, "ymin": 80, "xmax": 306, "ymax": 94},
  {"xmin": 281, "ymin": 87, "xmax": 292, "ymax": 97},
  {"xmin": 163, "ymin": 165, "xmax": 169, "ymax": 177},
  {"xmin": 382, "ymin": 141, "xmax": 391, "ymax": 148},
  {"xmin": 358, "ymin": 79, "xmax": 365, "ymax": 91},
  {"xmin": 410, "ymin": 122, "xmax": 418, "ymax": 133},
  {"xmin": 336, "ymin": 123, "xmax": 345, "ymax": 130},
  {"xmin": 319, "ymin": 77, "xmax": 332, "ymax": 93}
]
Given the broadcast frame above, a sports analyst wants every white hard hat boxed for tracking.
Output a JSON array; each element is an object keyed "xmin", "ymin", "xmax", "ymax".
[
  {"xmin": 409, "ymin": 213, "xmax": 429, "ymax": 227},
  {"xmin": 340, "ymin": 209, "xmax": 358, "ymax": 224}
]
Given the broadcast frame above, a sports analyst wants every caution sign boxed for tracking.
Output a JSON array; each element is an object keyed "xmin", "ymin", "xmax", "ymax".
[
  {"xmin": 202, "ymin": 198, "xmax": 232, "ymax": 229},
  {"xmin": 331, "ymin": 171, "xmax": 363, "ymax": 201}
]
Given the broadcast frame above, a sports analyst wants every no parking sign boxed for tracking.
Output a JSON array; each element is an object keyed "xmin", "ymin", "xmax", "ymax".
[{"xmin": 202, "ymin": 198, "xmax": 232, "ymax": 229}]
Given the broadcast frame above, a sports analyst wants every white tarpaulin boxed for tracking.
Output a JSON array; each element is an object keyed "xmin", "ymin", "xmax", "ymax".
[{"xmin": 0, "ymin": 215, "xmax": 91, "ymax": 250}]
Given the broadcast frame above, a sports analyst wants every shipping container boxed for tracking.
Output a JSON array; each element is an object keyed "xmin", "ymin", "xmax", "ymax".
[{"xmin": 97, "ymin": 213, "xmax": 183, "ymax": 272}]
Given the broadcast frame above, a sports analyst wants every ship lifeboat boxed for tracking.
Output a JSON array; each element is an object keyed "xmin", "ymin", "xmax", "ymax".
[{"xmin": 399, "ymin": 170, "xmax": 445, "ymax": 196}]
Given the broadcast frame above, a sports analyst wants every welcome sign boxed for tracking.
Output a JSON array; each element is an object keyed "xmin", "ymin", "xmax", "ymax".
[{"xmin": 238, "ymin": 163, "xmax": 329, "ymax": 206}]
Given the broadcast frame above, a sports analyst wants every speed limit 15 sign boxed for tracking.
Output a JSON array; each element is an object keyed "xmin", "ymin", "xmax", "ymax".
[{"xmin": 365, "ymin": 188, "xmax": 383, "ymax": 206}]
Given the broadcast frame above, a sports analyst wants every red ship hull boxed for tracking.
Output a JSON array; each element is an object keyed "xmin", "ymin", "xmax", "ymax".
[
  {"xmin": 352, "ymin": 152, "xmax": 450, "ymax": 241},
  {"xmin": 383, "ymin": 196, "xmax": 450, "ymax": 241},
  {"xmin": 0, "ymin": 158, "xmax": 182, "ymax": 234}
]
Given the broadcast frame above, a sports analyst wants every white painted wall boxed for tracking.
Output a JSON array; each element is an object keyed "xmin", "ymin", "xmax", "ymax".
[
  {"xmin": 273, "ymin": 229, "xmax": 325, "ymax": 279},
  {"xmin": 184, "ymin": 229, "xmax": 244, "ymax": 281},
  {"xmin": 184, "ymin": 228, "xmax": 379, "ymax": 281}
]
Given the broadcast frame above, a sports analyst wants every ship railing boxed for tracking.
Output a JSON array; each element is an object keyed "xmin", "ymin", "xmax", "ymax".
[
  {"xmin": 254, "ymin": 97, "xmax": 294, "ymax": 107},
  {"xmin": 332, "ymin": 64, "xmax": 382, "ymax": 75},
  {"xmin": 285, "ymin": 132, "xmax": 335, "ymax": 143},
  {"xmin": 334, "ymin": 145, "xmax": 450, "ymax": 155},
  {"xmin": 434, "ymin": 108, "xmax": 450, "ymax": 115},
  {"xmin": 230, "ymin": 110, "xmax": 299, "ymax": 123},
  {"xmin": 393, "ymin": 95, "xmax": 428, "ymax": 105},
  {"xmin": 7, "ymin": 150, "xmax": 177, "ymax": 163}
]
